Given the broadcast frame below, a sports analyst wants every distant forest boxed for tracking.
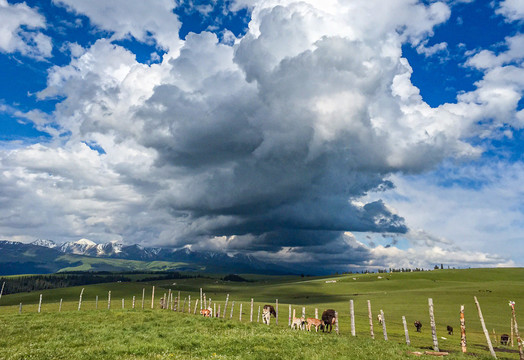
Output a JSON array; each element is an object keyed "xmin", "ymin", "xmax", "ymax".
[{"xmin": 0, "ymin": 272, "xmax": 193, "ymax": 295}]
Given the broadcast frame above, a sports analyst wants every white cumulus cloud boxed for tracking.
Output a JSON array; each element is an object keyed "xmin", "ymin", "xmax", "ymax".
[{"xmin": 0, "ymin": 0, "xmax": 52, "ymax": 59}]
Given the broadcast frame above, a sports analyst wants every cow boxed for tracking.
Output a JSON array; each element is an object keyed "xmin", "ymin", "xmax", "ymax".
[
  {"xmin": 306, "ymin": 318, "xmax": 324, "ymax": 332},
  {"xmin": 291, "ymin": 317, "xmax": 306, "ymax": 330},
  {"xmin": 377, "ymin": 313, "xmax": 383, "ymax": 325},
  {"xmin": 447, "ymin": 325, "xmax": 453, "ymax": 335},
  {"xmin": 414, "ymin": 320, "xmax": 422, "ymax": 332},
  {"xmin": 200, "ymin": 308, "xmax": 211, "ymax": 317},
  {"xmin": 501, "ymin": 334, "xmax": 510, "ymax": 345},
  {"xmin": 322, "ymin": 309, "xmax": 336, "ymax": 333},
  {"xmin": 262, "ymin": 305, "xmax": 277, "ymax": 325}
]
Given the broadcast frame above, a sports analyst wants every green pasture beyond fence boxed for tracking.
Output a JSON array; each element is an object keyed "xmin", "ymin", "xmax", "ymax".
[{"xmin": 0, "ymin": 269, "xmax": 523, "ymax": 359}]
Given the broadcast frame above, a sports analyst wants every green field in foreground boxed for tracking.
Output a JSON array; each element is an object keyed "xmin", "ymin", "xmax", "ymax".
[{"xmin": 0, "ymin": 268, "xmax": 523, "ymax": 359}]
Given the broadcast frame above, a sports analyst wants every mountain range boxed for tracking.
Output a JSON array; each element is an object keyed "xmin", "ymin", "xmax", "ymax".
[{"xmin": 0, "ymin": 239, "xmax": 295, "ymax": 275}]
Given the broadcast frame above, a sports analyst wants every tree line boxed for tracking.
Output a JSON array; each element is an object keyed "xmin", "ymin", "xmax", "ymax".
[{"xmin": 0, "ymin": 271, "xmax": 200, "ymax": 295}]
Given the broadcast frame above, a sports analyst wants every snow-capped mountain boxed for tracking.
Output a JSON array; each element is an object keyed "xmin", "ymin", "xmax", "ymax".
[
  {"xmin": 58, "ymin": 239, "xmax": 127, "ymax": 257},
  {"xmin": 31, "ymin": 239, "xmax": 58, "ymax": 248},
  {"xmin": 14, "ymin": 239, "xmax": 295, "ymax": 274}
]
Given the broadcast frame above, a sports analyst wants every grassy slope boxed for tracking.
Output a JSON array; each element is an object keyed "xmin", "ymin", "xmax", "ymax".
[
  {"xmin": 0, "ymin": 268, "xmax": 522, "ymax": 359},
  {"xmin": 0, "ymin": 310, "xmax": 440, "ymax": 360},
  {"xmin": 55, "ymin": 254, "xmax": 200, "ymax": 272}
]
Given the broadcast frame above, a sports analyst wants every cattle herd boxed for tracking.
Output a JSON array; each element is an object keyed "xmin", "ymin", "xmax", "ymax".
[{"xmin": 197, "ymin": 302, "xmax": 512, "ymax": 345}]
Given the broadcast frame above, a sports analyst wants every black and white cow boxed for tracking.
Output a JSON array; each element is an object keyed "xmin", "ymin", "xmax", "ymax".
[{"xmin": 262, "ymin": 305, "xmax": 276, "ymax": 325}]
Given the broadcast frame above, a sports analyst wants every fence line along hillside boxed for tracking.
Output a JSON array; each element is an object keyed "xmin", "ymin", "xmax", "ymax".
[{"xmin": 0, "ymin": 268, "xmax": 523, "ymax": 359}]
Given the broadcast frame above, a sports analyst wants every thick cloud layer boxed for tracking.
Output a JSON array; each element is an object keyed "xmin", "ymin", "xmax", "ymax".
[{"xmin": 1, "ymin": 0, "xmax": 522, "ymax": 270}]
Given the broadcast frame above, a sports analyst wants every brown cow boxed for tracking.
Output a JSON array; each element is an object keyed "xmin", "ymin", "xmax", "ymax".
[
  {"xmin": 291, "ymin": 317, "xmax": 305, "ymax": 330},
  {"xmin": 306, "ymin": 318, "xmax": 324, "ymax": 332},
  {"xmin": 200, "ymin": 308, "xmax": 211, "ymax": 317},
  {"xmin": 414, "ymin": 320, "xmax": 422, "ymax": 332}
]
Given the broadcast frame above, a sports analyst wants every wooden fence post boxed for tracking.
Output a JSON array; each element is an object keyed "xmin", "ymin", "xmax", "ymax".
[
  {"xmin": 223, "ymin": 294, "xmax": 229, "ymax": 318},
  {"xmin": 230, "ymin": 301, "xmax": 235, "ymax": 319},
  {"xmin": 350, "ymin": 300, "xmax": 355, "ymax": 336},
  {"xmin": 512, "ymin": 317, "xmax": 515, "ymax": 347},
  {"xmin": 122, "ymin": 298, "xmax": 125, "ymax": 309},
  {"xmin": 380, "ymin": 310, "xmax": 388, "ymax": 340},
  {"xmin": 250, "ymin": 299, "xmax": 254, "ymax": 322},
  {"xmin": 0, "ymin": 281, "xmax": 5, "ymax": 301},
  {"xmin": 315, "ymin": 308, "xmax": 318, "ymax": 319},
  {"xmin": 132, "ymin": 296, "xmax": 136, "ymax": 309},
  {"xmin": 460, "ymin": 305, "xmax": 467, "ymax": 353},
  {"xmin": 96, "ymin": 295, "xmax": 98, "ymax": 310},
  {"xmin": 428, "ymin": 298, "xmax": 439, "ymax": 352},
  {"xmin": 151, "ymin": 286, "xmax": 155, "ymax": 309},
  {"xmin": 368, "ymin": 300, "xmax": 375, "ymax": 339},
  {"xmin": 402, "ymin": 316, "xmax": 410, "ymax": 345},
  {"xmin": 302, "ymin": 306, "xmax": 305, "ymax": 320},
  {"xmin": 217, "ymin": 304, "xmax": 220, "ymax": 318},
  {"xmin": 209, "ymin": 298, "xmax": 212, "ymax": 310},
  {"xmin": 335, "ymin": 311, "xmax": 339, "ymax": 335},
  {"xmin": 19, "ymin": 303, "xmax": 22, "ymax": 314},
  {"xmin": 163, "ymin": 293, "xmax": 167, "ymax": 309},
  {"xmin": 258, "ymin": 305, "xmax": 261, "ymax": 322},
  {"xmin": 289, "ymin": 304, "xmax": 292, "ymax": 326},
  {"xmin": 188, "ymin": 295, "xmax": 191, "ymax": 313},
  {"xmin": 38, "ymin": 294, "xmax": 42, "ymax": 313},
  {"xmin": 141, "ymin": 288, "xmax": 145, "ymax": 309},
  {"xmin": 239, "ymin": 303, "xmax": 243, "ymax": 321},
  {"xmin": 178, "ymin": 291, "xmax": 181, "ymax": 311},
  {"xmin": 108, "ymin": 291, "xmax": 111, "ymax": 310},
  {"xmin": 214, "ymin": 303, "xmax": 216, "ymax": 318},
  {"xmin": 194, "ymin": 299, "xmax": 199, "ymax": 314},
  {"xmin": 493, "ymin": 329, "xmax": 497, "ymax": 345},
  {"xmin": 276, "ymin": 299, "xmax": 278, "ymax": 325},
  {"xmin": 78, "ymin": 288, "xmax": 84, "ymax": 311},
  {"xmin": 203, "ymin": 293, "xmax": 207, "ymax": 310},
  {"xmin": 59, "ymin": 298, "xmax": 62, "ymax": 312},
  {"xmin": 474, "ymin": 296, "xmax": 497, "ymax": 358},
  {"xmin": 509, "ymin": 301, "xmax": 524, "ymax": 360},
  {"xmin": 200, "ymin": 288, "xmax": 203, "ymax": 311},
  {"xmin": 167, "ymin": 289, "xmax": 172, "ymax": 309}
]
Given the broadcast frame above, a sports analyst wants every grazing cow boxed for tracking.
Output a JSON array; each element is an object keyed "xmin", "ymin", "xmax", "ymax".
[
  {"xmin": 306, "ymin": 318, "xmax": 324, "ymax": 332},
  {"xmin": 414, "ymin": 320, "xmax": 422, "ymax": 332},
  {"xmin": 322, "ymin": 309, "xmax": 336, "ymax": 333},
  {"xmin": 377, "ymin": 313, "xmax": 383, "ymax": 325},
  {"xmin": 501, "ymin": 334, "xmax": 510, "ymax": 345},
  {"xmin": 262, "ymin": 305, "xmax": 277, "ymax": 325},
  {"xmin": 291, "ymin": 317, "xmax": 306, "ymax": 330},
  {"xmin": 447, "ymin": 325, "xmax": 453, "ymax": 335},
  {"xmin": 200, "ymin": 308, "xmax": 211, "ymax": 317}
]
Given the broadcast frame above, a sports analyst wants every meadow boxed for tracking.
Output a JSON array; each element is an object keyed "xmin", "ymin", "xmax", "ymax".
[{"xmin": 0, "ymin": 268, "xmax": 522, "ymax": 359}]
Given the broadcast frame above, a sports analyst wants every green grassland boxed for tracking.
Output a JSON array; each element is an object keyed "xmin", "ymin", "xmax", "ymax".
[
  {"xmin": 55, "ymin": 254, "xmax": 200, "ymax": 272},
  {"xmin": 0, "ymin": 268, "xmax": 523, "ymax": 359}
]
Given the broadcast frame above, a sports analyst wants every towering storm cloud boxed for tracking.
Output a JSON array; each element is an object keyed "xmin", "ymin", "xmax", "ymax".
[{"xmin": 1, "ymin": 0, "xmax": 522, "ymax": 270}]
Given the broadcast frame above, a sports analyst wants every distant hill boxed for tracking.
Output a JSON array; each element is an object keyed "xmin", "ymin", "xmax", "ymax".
[
  {"xmin": 0, "ymin": 241, "xmax": 199, "ymax": 275},
  {"xmin": 0, "ymin": 240, "xmax": 294, "ymax": 275}
]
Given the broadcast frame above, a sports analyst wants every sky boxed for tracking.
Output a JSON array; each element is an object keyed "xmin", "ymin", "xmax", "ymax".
[{"xmin": 0, "ymin": 0, "xmax": 523, "ymax": 273}]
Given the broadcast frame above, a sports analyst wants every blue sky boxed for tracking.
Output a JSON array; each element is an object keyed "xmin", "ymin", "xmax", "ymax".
[{"xmin": 0, "ymin": 0, "xmax": 523, "ymax": 272}]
